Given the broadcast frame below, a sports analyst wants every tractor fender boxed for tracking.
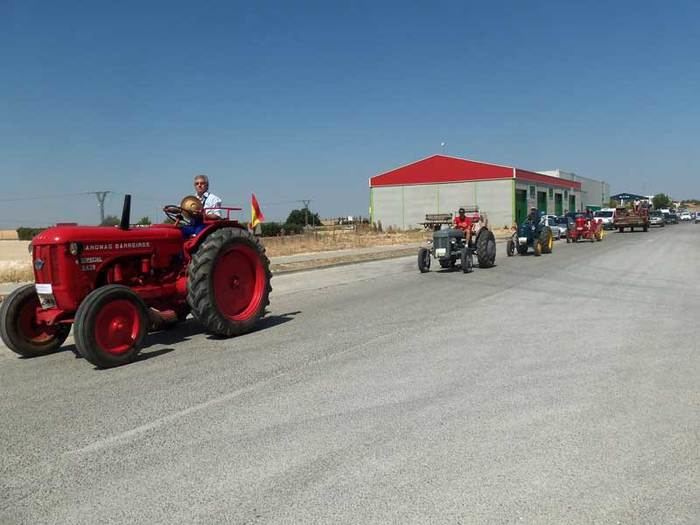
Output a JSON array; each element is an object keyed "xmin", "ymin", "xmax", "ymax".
[{"xmin": 183, "ymin": 222, "xmax": 249, "ymax": 258}]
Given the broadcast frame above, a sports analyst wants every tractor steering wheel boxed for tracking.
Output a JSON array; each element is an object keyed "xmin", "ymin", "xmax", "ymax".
[{"xmin": 163, "ymin": 205, "xmax": 195, "ymax": 226}]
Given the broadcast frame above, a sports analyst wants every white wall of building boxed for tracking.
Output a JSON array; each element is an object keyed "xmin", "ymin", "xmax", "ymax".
[
  {"xmin": 539, "ymin": 170, "xmax": 610, "ymax": 209},
  {"xmin": 370, "ymin": 180, "xmax": 513, "ymax": 230}
]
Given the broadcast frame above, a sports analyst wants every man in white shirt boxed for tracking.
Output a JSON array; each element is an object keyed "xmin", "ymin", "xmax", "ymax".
[{"xmin": 193, "ymin": 174, "xmax": 224, "ymax": 219}]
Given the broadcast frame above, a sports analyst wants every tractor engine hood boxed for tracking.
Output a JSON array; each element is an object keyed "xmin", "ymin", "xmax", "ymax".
[{"xmin": 32, "ymin": 225, "xmax": 182, "ymax": 246}]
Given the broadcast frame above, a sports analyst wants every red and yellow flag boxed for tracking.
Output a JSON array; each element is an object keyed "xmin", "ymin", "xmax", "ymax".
[{"xmin": 251, "ymin": 193, "xmax": 265, "ymax": 228}]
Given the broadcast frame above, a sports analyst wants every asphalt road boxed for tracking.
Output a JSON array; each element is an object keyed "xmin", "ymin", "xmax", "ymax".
[{"xmin": 1, "ymin": 225, "xmax": 698, "ymax": 524}]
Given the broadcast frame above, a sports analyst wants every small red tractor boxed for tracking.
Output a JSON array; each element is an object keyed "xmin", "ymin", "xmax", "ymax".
[
  {"xmin": 566, "ymin": 215, "xmax": 604, "ymax": 243},
  {"xmin": 0, "ymin": 195, "xmax": 271, "ymax": 368}
]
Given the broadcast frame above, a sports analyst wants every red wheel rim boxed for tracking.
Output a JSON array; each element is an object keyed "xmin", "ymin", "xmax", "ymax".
[
  {"xmin": 18, "ymin": 295, "xmax": 59, "ymax": 344},
  {"xmin": 213, "ymin": 244, "xmax": 265, "ymax": 321},
  {"xmin": 94, "ymin": 299, "xmax": 142, "ymax": 355}
]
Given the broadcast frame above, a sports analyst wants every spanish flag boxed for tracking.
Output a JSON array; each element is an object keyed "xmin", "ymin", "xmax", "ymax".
[{"xmin": 251, "ymin": 193, "xmax": 265, "ymax": 228}]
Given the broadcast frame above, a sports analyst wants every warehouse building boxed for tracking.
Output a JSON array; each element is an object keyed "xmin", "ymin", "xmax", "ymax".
[
  {"xmin": 538, "ymin": 170, "xmax": 610, "ymax": 211},
  {"xmin": 369, "ymin": 155, "xmax": 582, "ymax": 230}
]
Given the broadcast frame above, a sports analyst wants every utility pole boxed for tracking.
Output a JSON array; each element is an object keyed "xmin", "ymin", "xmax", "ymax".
[
  {"xmin": 302, "ymin": 199, "xmax": 311, "ymax": 228},
  {"xmin": 87, "ymin": 191, "xmax": 111, "ymax": 224}
]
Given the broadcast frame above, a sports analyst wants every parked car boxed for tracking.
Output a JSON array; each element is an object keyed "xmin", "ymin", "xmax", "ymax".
[
  {"xmin": 593, "ymin": 208, "xmax": 616, "ymax": 230},
  {"xmin": 543, "ymin": 215, "xmax": 566, "ymax": 239},
  {"xmin": 680, "ymin": 211, "xmax": 692, "ymax": 222},
  {"xmin": 695, "ymin": 212, "xmax": 700, "ymax": 224},
  {"xmin": 665, "ymin": 212, "xmax": 679, "ymax": 224},
  {"xmin": 649, "ymin": 211, "xmax": 665, "ymax": 227}
]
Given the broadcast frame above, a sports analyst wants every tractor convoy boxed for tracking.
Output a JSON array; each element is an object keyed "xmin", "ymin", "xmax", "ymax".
[{"xmin": 0, "ymin": 198, "xmax": 654, "ymax": 368}]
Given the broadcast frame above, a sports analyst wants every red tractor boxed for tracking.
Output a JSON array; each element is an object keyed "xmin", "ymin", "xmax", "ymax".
[
  {"xmin": 0, "ymin": 195, "xmax": 272, "ymax": 368},
  {"xmin": 566, "ymin": 215, "xmax": 604, "ymax": 243}
]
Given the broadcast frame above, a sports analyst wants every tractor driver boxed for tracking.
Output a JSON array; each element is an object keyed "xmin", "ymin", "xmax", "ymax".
[
  {"xmin": 528, "ymin": 207, "xmax": 541, "ymax": 223},
  {"xmin": 453, "ymin": 208, "xmax": 475, "ymax": 243},
  {"xmin": 193, "ymin": 174, "xmax": 224, "ymax": 220}
]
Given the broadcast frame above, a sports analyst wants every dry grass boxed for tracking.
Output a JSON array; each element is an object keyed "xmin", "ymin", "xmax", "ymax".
[
  {"xmin": 0, "ymin": 261, "xmax": 33, "ymax": 283},
  {"xmin": 262, "ymin": 229, "xmax": 430, "ymax": 257}
]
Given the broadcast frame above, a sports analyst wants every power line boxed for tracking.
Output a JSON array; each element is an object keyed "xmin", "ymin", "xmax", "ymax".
[{"xmin": 0, "ymin": 192, "xmax": 88, "ymax": 202}]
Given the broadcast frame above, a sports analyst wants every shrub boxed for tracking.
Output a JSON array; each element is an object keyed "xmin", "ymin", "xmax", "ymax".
[{"xmin": 17, "ymin": 227, "xmax": 47, "ymax": 241}]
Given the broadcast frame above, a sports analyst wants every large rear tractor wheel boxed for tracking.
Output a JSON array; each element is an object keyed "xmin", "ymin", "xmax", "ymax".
[
  {"xmin": 534, "ymin": 239, "xmax": 543, "ymax": 256},
  {"xmin": 506, "ymin": 239, "xmax": 515, "ymax": 257},
  {"xmin": 461, "ymin": 247, "xmax": 473, "ymax": 273},
  {"xmin": 475, "ymin": 229, "xmax": 496, "ymax": 268},
  {"xmin": 74, "ymin": 285, "xmax": 149, "ymax": 368},
  {"xmin": 188, "ymin": 227, "xmax": 271, "ymax": 337},
  {"xmin": 418, "ymin": 247, "xmax": 431, "ymax": 273},
  {"xmin": 0, "ymin": 284, "xmax": 70, "ymax": 358},
  {"xmin": 540, "ymin": 227, "xmax": 554, "ymax": 254}
]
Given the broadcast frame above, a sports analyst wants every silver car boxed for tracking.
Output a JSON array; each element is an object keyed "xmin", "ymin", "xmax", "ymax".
[
  {"xmin": 649, "ymin": 211, "xmax": 665, "ymax": 227},
  {"xmin": 543, "ymin": 215, "xmax": 567, "ymax": 240}
]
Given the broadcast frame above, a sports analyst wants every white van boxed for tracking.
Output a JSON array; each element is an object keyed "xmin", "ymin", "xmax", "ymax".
[{"xmin": 593, "ymin": 208, "xmax": 616, "ymax": 230}]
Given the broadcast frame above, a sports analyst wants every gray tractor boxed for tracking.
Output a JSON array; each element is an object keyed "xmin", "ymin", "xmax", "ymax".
[{"xmin": 417, "ymin": 208, "xmax": 496, "ymax": 273}]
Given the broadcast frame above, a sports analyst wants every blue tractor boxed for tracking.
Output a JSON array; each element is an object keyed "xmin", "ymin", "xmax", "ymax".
[{"xmin": 507, "ymin": 209, "xmax": 554, "ymax": 257}]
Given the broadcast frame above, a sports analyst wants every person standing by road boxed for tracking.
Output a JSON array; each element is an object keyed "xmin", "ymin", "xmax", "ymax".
[{"xmin": 193, "ymin": 174, "xmax": 223, "ymax": 219}]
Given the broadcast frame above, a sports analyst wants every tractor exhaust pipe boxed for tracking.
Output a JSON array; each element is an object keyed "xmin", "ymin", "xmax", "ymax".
[{"xmin": 120, "ymin": 194, "xmax": 131, "ymax": 230}]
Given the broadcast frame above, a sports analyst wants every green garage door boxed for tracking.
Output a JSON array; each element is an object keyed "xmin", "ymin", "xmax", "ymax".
[
  {"xmin": 515, "ymin": 189, "xmax": 527, "ymax": 225},
  {"xmin": 537, "ymin": 191, "xmax": 547, "ymax": 214},
  {"xmin": 555, "ymin": 193, "xmax": 563, "ymax": 216},
  {"xmin": 569, "ymin": 195, "xmax": 576, "ymax": 212}
]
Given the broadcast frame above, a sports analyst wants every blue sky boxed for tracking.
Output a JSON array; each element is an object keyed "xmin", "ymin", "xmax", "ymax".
[{"xmin": 1, "ymin": 0, "xmax": 698, "ymax": 227}]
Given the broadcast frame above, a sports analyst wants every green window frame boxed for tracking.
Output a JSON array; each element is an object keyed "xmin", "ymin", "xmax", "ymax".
[
  {"xmin": 529, "ymin": 185, "xmax": 535, "ymax": 199},
  {"xmin": 548, "ymin": 188, "xmax": 553, "ymax": 199}
]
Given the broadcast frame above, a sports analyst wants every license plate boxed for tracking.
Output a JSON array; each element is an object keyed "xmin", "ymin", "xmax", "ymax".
[
  {"xmin": 518, "ymin": 237, "xmax": 527, "ymax": 244},
  {"xmin": 435, "ymin": 248, "xmax": 446, "ymax": 257},
  {"xmin": 35, "ymin": 283, "xmax": 56, "ymax": 309},
  {"xmin": 37, "ymin": 294, "xmax": 57, "ymax": 309}
]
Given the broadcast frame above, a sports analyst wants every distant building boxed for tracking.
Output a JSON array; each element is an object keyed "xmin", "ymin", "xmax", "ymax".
[
  {"xmin": 610, "ymin": 193, "xmax": 650, "ymax": 206},
  {"xmin": 538, "ymin": 170, "xmax": 610, "ymax": 211},
  {"xmin": 369, "ymin": 155, "xmax": 582, "ymax": 230}
]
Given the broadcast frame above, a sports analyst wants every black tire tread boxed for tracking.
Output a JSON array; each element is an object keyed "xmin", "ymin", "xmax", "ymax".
[
  {"xmin": 188, "ymin": 227, "xmax": 272, "ymax": 337},
  {"xmin": 74, "ymin": 284, "xmax": 148, "ymax": 368},
  {"xmin": 475, "ymin": 229, "xmax": 496, "ymax": 268},
  {"xmin": 0, "ymin": 284, "xmax": 70, "ymax": 357}
]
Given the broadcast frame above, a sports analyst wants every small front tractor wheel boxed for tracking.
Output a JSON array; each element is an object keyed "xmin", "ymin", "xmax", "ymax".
[
  {"xmin": 0, "ymin": 284, "xmax": 70, "ymax": 358},
  {"xmin": 418, "ymin": 247, "xmax": 431, "ymax": 273},
  {"xmin": 188, "ymin": 227, "xmax": 271, "ymax": 337},
  {"xmin": 475, "ymin": 229, "xmax": 496, "ymax": 268},
  {"xmin": 461, "ymin": 247, "xmax": 473, "ymax": 273},
  {"xmin": 506, "ymin": 239, "xmax": 515, "ymax": 257},
  {"xmin": 540, "ymin": 227, "xmax": 554, "ymax": 254},
  {"xmin": 74, "ymin": 285, "xmax": 149, "ymax": 368},
  {"xmin": 534, "ymin": 239, "xmax": 543, "ymax": 256},
  {"xmin": 517, "ymin": 243, "xmax": 528, "ymax": 255}
]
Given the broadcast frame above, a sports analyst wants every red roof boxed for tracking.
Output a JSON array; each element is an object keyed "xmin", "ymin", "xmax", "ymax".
[
  {"xmin": 370, "ymin": 155, "xmax": 581, "ymax": 190},
  {"xmin": 515, "ymin": 169, "xmax": 581, "ymax": 190}
]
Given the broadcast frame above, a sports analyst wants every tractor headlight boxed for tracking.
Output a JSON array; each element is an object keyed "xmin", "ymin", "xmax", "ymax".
[{"xmin": 68, "ymin": 242, "xmax": 82, "ymax": 256}]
